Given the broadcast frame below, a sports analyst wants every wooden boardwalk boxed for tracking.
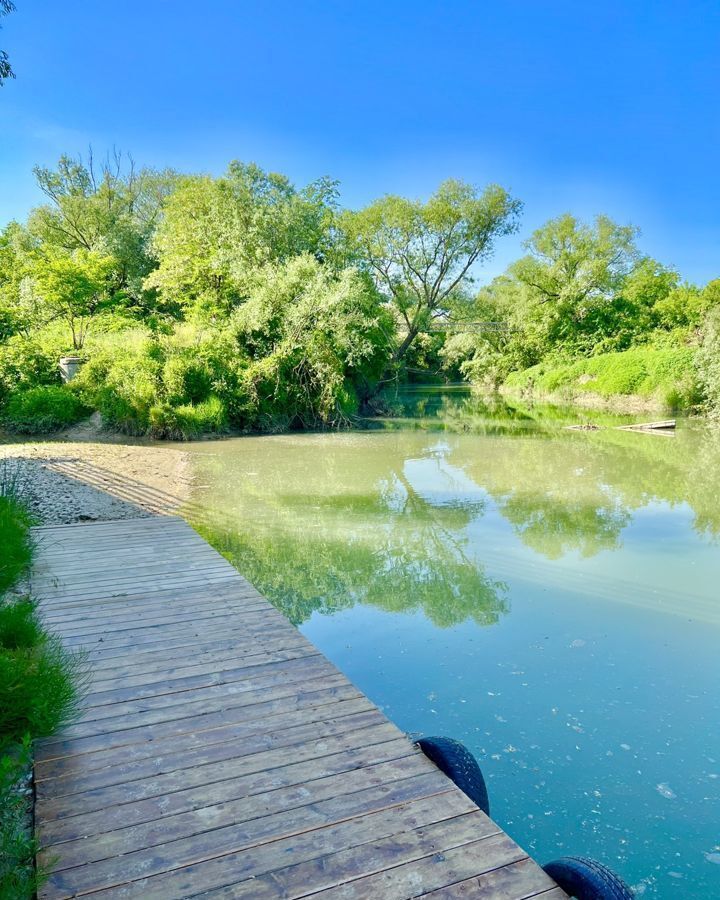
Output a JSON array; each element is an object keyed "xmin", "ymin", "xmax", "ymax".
[{"xmin": 31, "ymin": 516, "xmax": 565, "ymax": 900}]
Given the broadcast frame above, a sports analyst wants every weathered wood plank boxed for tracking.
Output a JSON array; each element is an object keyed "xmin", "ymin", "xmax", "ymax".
[
  {"xmin": 37, "ymin": 740, "xmax": 423, "ymax": 854},
  {"xmin": 35, "ymin": 700, "xmax": 388, "ymax": 802},
  {"xmin": 302, "ymin": 833, "xmax": 527, "ymax": 898},
  {"xmin": 43, "ymin": 793, "xmax": 470, "ymax": 899},
  {"xmin": 420, "ymin": 858, "xmax": 560, "ymax": 898},
  {"xmin": 36, "ymin": 716, "xmax": 396, "ymax": 804},
  {"xmin": 39, "ymin": 776, "xmax": 457, "ymax": 898},
  {"xmin": 195, "ymin": 811, "xmax": 498, "ymax": 899},
  {"xmin": 38, "ymin": 681, "xmax": 364, "ymax": 758}
]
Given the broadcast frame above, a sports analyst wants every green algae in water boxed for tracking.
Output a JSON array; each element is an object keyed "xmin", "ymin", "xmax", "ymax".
[{"xmin": 185, "ymin": 389, "xmax": 720, "ymax": 899}]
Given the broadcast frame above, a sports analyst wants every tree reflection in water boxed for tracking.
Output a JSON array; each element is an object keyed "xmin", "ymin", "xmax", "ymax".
[{"xmin": 190, "ymin": 389, "xmax": 720, "ymax": 626}]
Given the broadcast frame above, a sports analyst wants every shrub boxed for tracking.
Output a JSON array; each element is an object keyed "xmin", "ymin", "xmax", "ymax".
[
  {"xmin": 148, "ymin": 395, "xmax": 229, "ymax": 440},
  {"xmin": 505, "ymin": 347, "xmax": 700, "ymax": 410},
  {"xmin": 75, "ymin": 342, "xmax": 162, "ymax": 434},
  {"xmin": 0, "ymin": 596, "xmax": 40, "ymax": 651},
  {"xmin": 0, "ymin": 335, "xmax": 63, "ymax": 408},
  {"xmin": 74, "ymin": 331, "xmax": 245, "ymax": 436},
  {"xmin": 697, "ymin": 307, "xmax": 720, "ymax": 418},
  {"xmin": 0, "ymin": 604, "xmax": 86, "ymax": 744},
  {"xmin": 162, "ymin": 354, "xmax": 214, "ymax": 405},
  {"xmin": 2, "ymin": 386, "xmax": 90, "ymax": 434}
]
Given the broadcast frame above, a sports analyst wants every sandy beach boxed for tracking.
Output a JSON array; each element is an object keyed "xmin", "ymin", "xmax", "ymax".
[{"xmin": 0, "ymin": 438, "xmax": 192, "ymax": 525}]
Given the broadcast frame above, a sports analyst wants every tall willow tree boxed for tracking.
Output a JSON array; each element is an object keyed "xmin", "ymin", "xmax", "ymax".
[{"xmin": 340, "ymin": 179, "xmax": 521, "ymax": 380}]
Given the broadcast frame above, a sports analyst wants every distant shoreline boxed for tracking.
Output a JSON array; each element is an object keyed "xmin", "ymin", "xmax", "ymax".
[{"xmin": 497, "ymin": 384, "xmax": 673, "ymax": 415}]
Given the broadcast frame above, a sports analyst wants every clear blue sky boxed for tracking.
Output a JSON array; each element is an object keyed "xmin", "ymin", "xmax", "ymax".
[{"xmin": 1, "ymin": 0, "xmax": 718, "ymax": 283}]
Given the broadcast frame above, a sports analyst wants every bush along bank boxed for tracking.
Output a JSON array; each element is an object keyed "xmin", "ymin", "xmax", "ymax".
[
  {"xmin": 0, "ymin": 465, "xmax": 86, "ymax": 898},
  {"xmin": 503, "ymin": 347, "xmax": 702, "ymax": 412}
]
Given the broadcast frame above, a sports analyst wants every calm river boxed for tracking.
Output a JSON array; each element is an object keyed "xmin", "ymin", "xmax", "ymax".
[{"xmin": 185, "ymin": 387, "xmax": 720, "ymax": 898}]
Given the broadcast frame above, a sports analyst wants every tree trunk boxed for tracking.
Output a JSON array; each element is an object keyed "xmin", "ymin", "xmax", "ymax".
[{"xmin": 365, "ymin": 327, "xmax": 420, "ymax": 403}]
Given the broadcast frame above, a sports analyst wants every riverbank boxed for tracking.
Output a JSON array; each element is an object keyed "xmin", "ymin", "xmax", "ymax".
[
  {"xmin": 500, "ymin": 346, "xmax": 699, "ymax": 415},
  {"xmin": 498, "ymin": 384, "xmax": 670, "ymax": 415},
  {"xmin": 0, "ymin": 440, "xmax": 192, "ymax": 525}
]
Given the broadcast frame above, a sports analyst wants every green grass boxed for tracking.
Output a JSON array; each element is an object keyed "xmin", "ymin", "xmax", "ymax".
[
  {"xmin": 0, "ymin": 467, "xmax": 33, "ymax": 596},
  {"xmin": 505, "ymin": 347, "xmax": 701, "ymax": 411},
  {"xmin": 0, "ymin": 598, "xmax": 86, "ymax": 745},
  {"xmin": 2, "ymin": 385, "xmax": 90, "ymax": 434},
  {"xmin": 0, "ymin": 477, "xmax": 86, "ymax": 898}
]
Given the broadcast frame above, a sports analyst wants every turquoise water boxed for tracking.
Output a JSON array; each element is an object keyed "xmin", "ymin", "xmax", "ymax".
[{"xmin": 186, "ymin": 389, "xmax": 720, "ymax": 897}]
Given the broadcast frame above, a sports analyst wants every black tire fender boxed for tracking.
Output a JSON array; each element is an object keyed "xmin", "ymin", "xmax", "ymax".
[
  {"xmin": 415, "ymin": 735, "xmax": 490, "ymax": 816},
  {"xmin": 543, "ymin": 856, "xmax": 634, "ymax": 899}
]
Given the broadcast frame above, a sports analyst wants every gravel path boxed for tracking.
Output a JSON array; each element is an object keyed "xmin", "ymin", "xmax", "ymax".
[{"xmin": 0, "ymin": 440, "xmax": 192, "ymax": 525}]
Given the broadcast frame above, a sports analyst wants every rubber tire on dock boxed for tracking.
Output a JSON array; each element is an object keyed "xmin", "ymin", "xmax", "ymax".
[
  {"xmin": 416, "ymin": 736, "xmax": 490, "ymax": 816},
  {"xmin": 543, "ymin": 856, "xmax": 634, "ymax": 899}
]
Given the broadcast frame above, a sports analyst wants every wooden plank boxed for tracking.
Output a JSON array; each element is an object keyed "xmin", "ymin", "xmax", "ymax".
[
  {"xmin": 301, "ymin": 833, "xmax": 526, "ymax": 898},
  {"xmin": 64, "ymin": 654, "xmax": 337, "ymax": 724},
  {"xmin": 35, "ymin": 697, "xmax": 377, "ymax": 784},
  {"xmin": 78, "ymin": 650, "xmax": 325, "ymax": 709},
  {"xmin": 35, "ymin": 701, "xmax": 388, "ymax": 802},
  {"xmin": 42, "ymin": 794, "xmax": 469, "ymax": 899},
  {"xmin": 54, "ymin": 671, "xmax": 350, "ymax": 740},
  {"xmin": 36, "ymin": 721, "xmax": 410, "ymax": 820},
  {"xmin": 43, "ymin": 591, "xmax": 268, "ymax": 620},
  {"xmin": 37, "ymin": 739, "xmax": 422, "ymax": 853},
  {"xmin": 52, "ymin": 612, "xmax": 280, "ymax": 648},
  {"xmin": 39, "ymin": 775, "xmax": 457, "ymax": 898},
  {"xmin": 33, "ymin": 517, "xmax": 562, "ymax": 900},
  {"xmin": 195, "ymin": 811, "xmax": 498, "ymax": 899},
  {"xmin": 37, "ymin": 681, "xmax": 363, "ymax": 758},
  {"xmin": 421, "ymin": 858, "xmax": 560, "ymax": 898},
  {"xmin": 82, "ymin": 645, "xmax": 323, "ymax": 699},
  {"xmin": 36, "ymin": 583, "xmax": 264, "ymax": 621}
]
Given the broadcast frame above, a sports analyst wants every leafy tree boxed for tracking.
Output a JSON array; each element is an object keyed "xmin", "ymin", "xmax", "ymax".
[
  {"xmin": 451, "ymin": 214, "xmax": 645, "ymax": 376},
  {"xmin": 0, "ymin": 223, "xmax": 41, "ymax": 339},
  {"xmin": 29, "ymin": 152, "xmax": 177, "ymax": 314},
  {"xmin": 0, "ymin": 0, "xmax": 14, "ymax": 86},
  {"xmin": 147, "ymin": 163, "xmax": 338, "ymax": 319},
  {"xmin": 33, "ymin": 249, "xmax": 114, "ymax": 349},
  {"xmin": 340, "ymin": 180, "xmax": 521, "ymax": 380},
  {"xmin": 233, "ymin": 254, "xmax": 394, "ymax": 427},
  {"xmin": 511, "ymin": 214, "xmax": 639, "ymax": 315}
]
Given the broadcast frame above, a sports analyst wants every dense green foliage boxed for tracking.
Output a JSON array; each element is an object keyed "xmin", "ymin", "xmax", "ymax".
[
  {"xmin": 340, "ymin": 180, "xmax": 521, "ymax": 379},
  {"xmin": 1, "ymin": 154, "xmax": 719, "ymax": 433},
  {"xmin": 504, "ymin": 347, "xmax": 701, "ymax": 409},
  {"xmin": 444, "ymin": 215, "xmax": 720, "ymax": 411},
  {"xmin": 0, "ymin": 474, "xmax": 86, "ymax": 898},
  {"xmin": 3, "ymin": 386, "xmax": 90, "ymax": 433},
  {"xmin": 696, "ymin": 307, "xmax": 720, "ymax": 419}
]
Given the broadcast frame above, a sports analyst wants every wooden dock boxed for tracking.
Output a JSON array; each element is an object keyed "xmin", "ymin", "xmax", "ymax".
[{"xmin": 31, "ymin": 516, "xmax": 564, "ymax": 899}]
